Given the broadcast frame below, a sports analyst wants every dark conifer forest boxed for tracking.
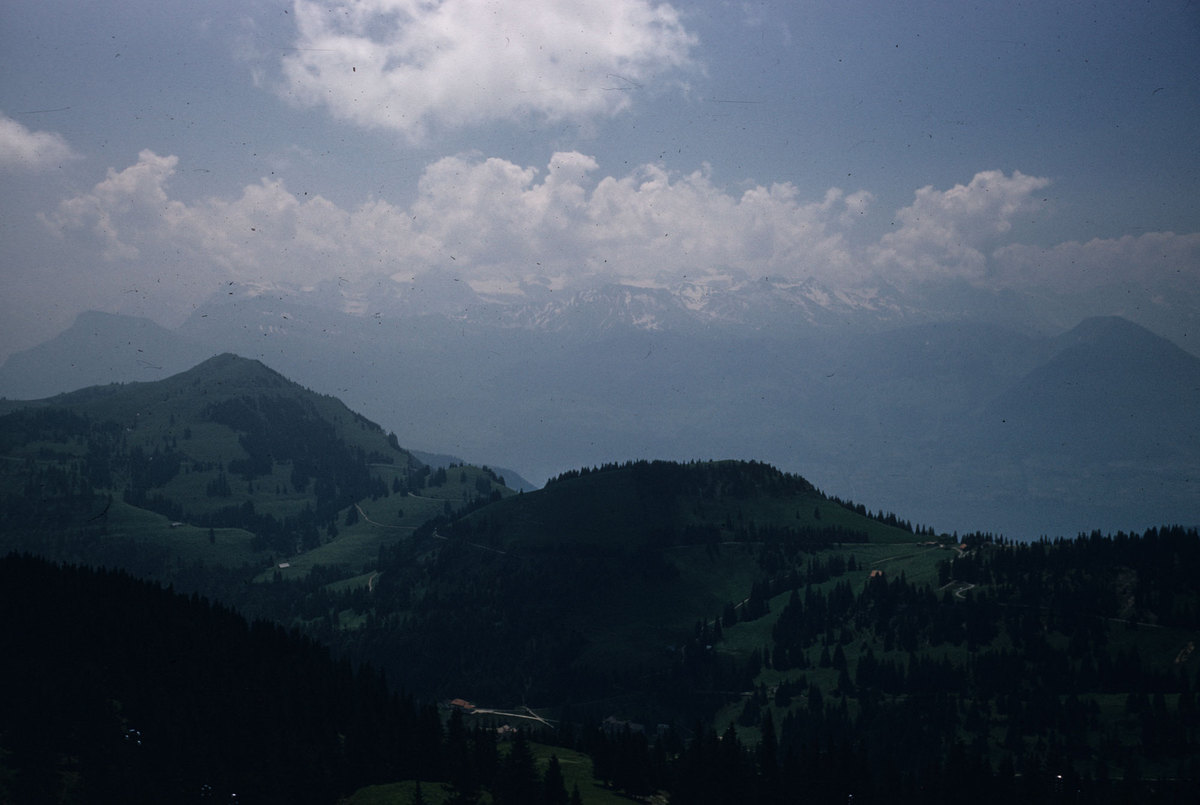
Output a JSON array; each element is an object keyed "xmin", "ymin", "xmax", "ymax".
[{"xmin": 0, "ymin": 553, "xmax": 446, "ymax": 803}]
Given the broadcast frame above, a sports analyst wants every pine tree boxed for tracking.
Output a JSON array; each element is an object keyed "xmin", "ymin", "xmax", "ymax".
[
  {"xmin": 542, "ymin": 754, "xmax": 569, "ymax": 805},
  {"xmin": 494, "ymin": 730, "xmax": 538, "ymax": 805},
  {"xmin": 759, "ymin": 707, "xmax": 779, "ymax": 780}
]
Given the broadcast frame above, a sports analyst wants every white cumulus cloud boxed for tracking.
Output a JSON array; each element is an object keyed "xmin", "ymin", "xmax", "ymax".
[
  {"xmin": 277, "ymin": 0, "xmax": 698, "ymax": 141},
  {"xmin": 0, "ymin": 112, "xmax": 80, "ymax": 171},
  {"xmin": 43, "ymin": 149, "xmax": 180, "ymax": 260},
  {"xmin": 47, "ymin": 152, "xmax": 1197, "ymax": 330},
  {"xmin": 41, "ymin": 149, "xmax": 877, "ymax": 305},
  {"xmin": 405, "ymin": 152, "xmax": 873, "ymax": 290},
  {"xmin": 871, "ymin": 170, "xmax": 1051, "ymax": 281},
  {"xmin": 43, "ymin": 149, "xmax": 425, "ymax": 290}
]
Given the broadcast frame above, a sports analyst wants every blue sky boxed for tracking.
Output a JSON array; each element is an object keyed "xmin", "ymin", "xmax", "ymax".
[{"xmin": 2, "ymin": 0, "xmax": 1198, "ymax": 360}]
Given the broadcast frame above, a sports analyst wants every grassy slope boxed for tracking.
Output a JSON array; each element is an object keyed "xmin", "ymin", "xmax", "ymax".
[{"xmin": 262, "ymin": 465, "xmax": 510, "ymax": 582}]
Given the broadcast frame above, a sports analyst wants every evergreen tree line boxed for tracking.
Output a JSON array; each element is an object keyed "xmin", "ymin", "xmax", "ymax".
[{"xmin": 546, "ymin": 459, "xmax": 817, "ymax": 501}]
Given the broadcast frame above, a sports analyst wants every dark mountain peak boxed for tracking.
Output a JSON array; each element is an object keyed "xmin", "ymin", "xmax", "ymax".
[
  {"xmin": 1055, "ymin": 315, "xmax": 1189, "ymax": 357},
  {"xmin": 1042, "ymin": 315, "xmax": 1200, "ymax": 380},
  {"xmin": 37, "ymin": 351, "xmax": 295, "ymax": 413},
  {"xmin": 183, "ymin": 352, "xmax": 290, "ymax": 389},
  {"xmin": 0, "ymin": 352, "xmax": 424, "ymax": 567},
  {"xmin": 1056, "ymin": 314, "xmax": 1134, "ymax": 344},
  {"xmin": 996, "ymin": 315, "xmax": 1200, "ymax": 407},
  {"xmin": 982, "ymin": 315, "xmax": 1200, "ymax": 496},
  {"xmin": 21, "ymin": 353, "xmax": 407, "ymax": 464}
]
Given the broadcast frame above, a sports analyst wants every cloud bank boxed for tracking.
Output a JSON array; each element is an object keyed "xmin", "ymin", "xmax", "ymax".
[
  {"xmin": 992, "ymin": 232, "xmax": 1200, "ymax": 293},
  {"xmin": 0, "ymin": 112, "xmax": 80, "ymax": 171},
  {"xmin": 277, "ymin": 0, "xmax": 697, "ymax": 141},
  {"xmin": 41, "ymin": 149, "xmax": 1200, "ymax": 327},
  {"xmin": 40, "ymin": 149, "xmax": 877, "ymax": 295}
]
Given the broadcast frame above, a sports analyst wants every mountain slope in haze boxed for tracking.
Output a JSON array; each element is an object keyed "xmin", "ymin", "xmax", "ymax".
[
  {"xmin": 984, "ymin": 315, "xmax": 1200, "ymax": 460},
  {"xmin": 0, "ymin": 310, "xmax": 212, "ymax": 399},
  {"xmin": 167, "ymin": 286, "xmax": 1200, "ymax": 537},
  {"xmin": 0, "ymin": 353, "xmax": 454, "ymax": 588},
  {"xmin": 5, "ymin": 278, "xmax": 1198, "ymax": 538},
  {"xmin": 945, "ymin": 316, "xmax": 1200, "ymax": 534}
]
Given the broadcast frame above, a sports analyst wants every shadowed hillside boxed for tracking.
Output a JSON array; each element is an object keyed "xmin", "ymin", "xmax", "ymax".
[
  {"xmin": 0, "ymin": 553, "xmax": 438, "ymax": 804},
  {"xmin": 346, "ymin": 460, "xmax": 919, "ymax": 713}
]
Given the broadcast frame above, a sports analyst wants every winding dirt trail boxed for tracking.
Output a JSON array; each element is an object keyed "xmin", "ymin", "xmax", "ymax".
[{"xmin": 354, "ymin": 503, "xmax": 415, "ymax": 530}]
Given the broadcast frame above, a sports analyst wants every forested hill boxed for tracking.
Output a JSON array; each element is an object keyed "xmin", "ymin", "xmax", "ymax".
[
  {"xmin": 344, "ymin": 460, "xmax": 920, "ymax": 707},
  {"xmin": 0, "ymin": 352, "xmax": 430, "ymax": 578},
  {"xmin": 0, "ymin": 553, "xmax": 441, "ymax": 804},
  {"xmin": 449, "ymin": 458, "xmax": 920, "ymax": 551}
]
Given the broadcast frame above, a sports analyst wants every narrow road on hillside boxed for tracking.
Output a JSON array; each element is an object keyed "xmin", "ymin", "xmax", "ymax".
[
  {"xmin": 870, "ymin": 544, "xmax": 940, "ymax": 566},
  {"xmin": 936, "ymin": 580, "xmax": 976, "ymax": 599},
  {"xmin": 354, "ymin": 503, "xmax": 415, "ymax": 530},
  {"xmin": 431, "ymin": 528, "xmax": 509, "ymax": 556}
]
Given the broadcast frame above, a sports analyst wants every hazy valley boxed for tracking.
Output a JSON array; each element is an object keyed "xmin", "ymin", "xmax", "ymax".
[{"xmin": 4, "ymin": 279, "xmax": 1198, "ymax": 539}]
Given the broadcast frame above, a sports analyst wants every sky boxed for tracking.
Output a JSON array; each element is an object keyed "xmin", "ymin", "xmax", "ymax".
[{"xmin": 2, "ymin": 0, "xmax": 1199, "ymax": 362}]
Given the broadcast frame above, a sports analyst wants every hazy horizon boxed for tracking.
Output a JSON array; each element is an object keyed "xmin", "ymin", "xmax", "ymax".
[
  {"xmin": 3, "ymin": 1, "xmax": 1199, "ymax": 542},
  {"xmin": 2, "ymin": 0, "xmax": 1199, "ymax": 362}
]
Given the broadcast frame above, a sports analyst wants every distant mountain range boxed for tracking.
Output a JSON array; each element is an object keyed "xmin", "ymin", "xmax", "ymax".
[{"xmin": 3, "ymin": 279, "xmax": 1197, "ymax": 539}]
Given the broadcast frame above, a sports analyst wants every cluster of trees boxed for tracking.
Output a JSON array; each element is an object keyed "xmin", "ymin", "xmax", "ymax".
[
  {"xmin": 436, "ymin": 716, "xmax": 582, "ymax": 805},
  {"xmin": 547, "ymin": 459, "xmax": 817, "ymax": 501},
  {"xmin": 0, "ymin": 409, "xmax": 113, "ymax": 536},
  {"xmin": 0, "ymin": 456, "xmax": 104, "ymax": 536},
  {"xmin": 204, "ymin": 394, "xmax": 396, "ymax": 521},
  {"xmin": 825, "ymin": 493, "xmax": 926, "ymax": 533}
]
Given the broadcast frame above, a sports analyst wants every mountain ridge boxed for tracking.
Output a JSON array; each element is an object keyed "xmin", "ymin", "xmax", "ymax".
[
  {"xmin": 2, "ymin": 286, "xmax": 1197, "ymax": 537},
  {"xmin": 0, "ymin": 309, "xmax": 213, "ymax": 399}
]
